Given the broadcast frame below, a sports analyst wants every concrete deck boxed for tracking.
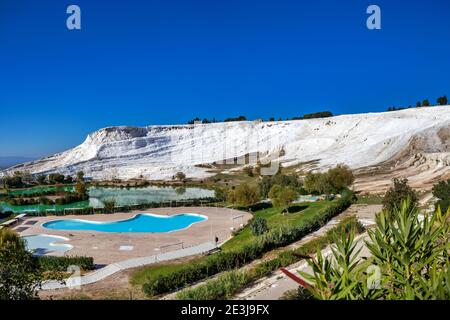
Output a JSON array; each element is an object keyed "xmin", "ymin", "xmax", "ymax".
[{"xmin": 17, "ymin": 207, "xmax": 251, "ymax": 265}]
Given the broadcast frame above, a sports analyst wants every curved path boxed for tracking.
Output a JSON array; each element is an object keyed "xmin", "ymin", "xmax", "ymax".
[{"xmin": 41, "ymin": 241, "xmax": 216, "ymax": 290}]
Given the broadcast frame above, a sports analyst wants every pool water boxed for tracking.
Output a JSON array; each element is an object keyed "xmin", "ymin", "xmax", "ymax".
[
  {"xmin": 42, "ymin": 213, "xmax": 207, "ymax": 233},
  {"xmin": 22, "ymin": 234, "xmax": 72, "ymax": 255}
]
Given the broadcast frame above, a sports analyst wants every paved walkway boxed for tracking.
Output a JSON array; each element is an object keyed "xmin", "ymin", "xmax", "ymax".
[{"xmin": 41, "ymin": 241, "xmax": 216, "ymax": 290}]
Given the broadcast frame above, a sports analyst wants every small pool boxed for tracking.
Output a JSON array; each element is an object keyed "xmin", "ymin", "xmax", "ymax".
[
  {"xmin": 22, "ymin": 234, "xmax": 72, "ymax": 255},
  {"xmin": 42, "ymin": 213, "xmax": 207, "ymax": 233}
]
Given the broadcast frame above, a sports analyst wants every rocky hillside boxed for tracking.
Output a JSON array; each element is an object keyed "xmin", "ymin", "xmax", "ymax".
[{"xmin": 2, "ymin": 106, "xmax": 450, "ymax": 190}]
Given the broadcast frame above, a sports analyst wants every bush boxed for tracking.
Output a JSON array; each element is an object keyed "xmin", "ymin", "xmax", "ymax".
[
  {"xmin": 382, "ymin": 178, "xmax": 418, "ymax": 212},
  {"xmin": 142, "ymin": 193, "xmax": 354, "ymax": 297},
  {"xmin": 227, "ymin": 183, "xmax": 260, "ymax": 207},
  {"xmin": 268, "ymin": 185, "xmax": 297, "ymax": 212},
  {"xmin": 304, "ymin": 165, "xmax": 354, "ymax": 195},
  {"xmin": 259, "ymin": 174, "xmax": 302, "ymax": 198},
  {"xmin": 37, "ymin": 255, "xmax": 95, "ymax": 272},
  {"xmin": 250, "ymin": 217, "xmax": 269, "ymax": 236}
]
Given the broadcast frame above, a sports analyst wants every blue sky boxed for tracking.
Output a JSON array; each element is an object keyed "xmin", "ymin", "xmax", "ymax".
[{"xmin": 1, "ymin": 0, "xmax": 449, "ymax": 158}]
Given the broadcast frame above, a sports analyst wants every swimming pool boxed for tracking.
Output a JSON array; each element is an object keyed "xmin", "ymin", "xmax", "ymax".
[
  {"xmin": 22, "ymin": 234, "xmax": 72, "ymax": 255},
  {"xmin": 42, "ymin": 213, "xmax": 207, "ymax": 233}
]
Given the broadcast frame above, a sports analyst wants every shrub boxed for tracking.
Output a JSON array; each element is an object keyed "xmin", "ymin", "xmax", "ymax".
[
  {"xmin": 174, "ymin": 172, "xmax": 186, "ymax": 181},
  {"xmin": 268, "ymin": 185, "xmax": 297, "ymax": 212},
  {"xmin": 228, "ymin": 183, "xmax": 260, "ymax": 207},
  {"xmin": 301, "ymin": 200, "xmax": 450, "ymax": 300},
  {"xmin": 382, "ymin": 178, "xmax": 418, "ymax": 212},
  {"xmin": 0, "ymin": 228, "xmax": 42, "ymax": 299},
  {"xmin": 304, "ymin": 165, "xmax": 354, "ymax": 195},
  {"xmin": 142, "ymin": 193, "xmax": 354, "ymax": 297},
  {"xmin": 38, "ymin": 255, "xmax": 95, "ymax": 272},
  {"xmin": 250, "ymin": 217, "xmax": 269, "ymax": 236},
  {"xmin": 259, "ymin": 174, "xmax": 302, "ymax": 198}
]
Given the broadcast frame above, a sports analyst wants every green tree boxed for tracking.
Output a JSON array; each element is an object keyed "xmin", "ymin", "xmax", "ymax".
[
  {"xmin": 0, "ymin": 228, "xmax": 43, "ymax": 300},
  {"xmin": 48, "ymin": 173, "xmax": 65, "ymax": 184},
  {"xmin": 422, "ymin": 99, "xmax": 430, "ymax": 107},
  {"xmin": 174, "ymin": 172, "xmax": 186, "ymax": 181},
  {"xmin": 250, "ymin": 217, "xmax": 269, "ymax": 236},
  {"xmin": 75, "ymin": 180, "xmax": 87, "ymax": 196},
  {"xmin": 304, "ymin": 165, "xmax": 354, "ymax": 195},
  {"xmin": 76, "ymin": 171, "xmax": 85, "ymax": 181},
  {"xmin": 437, "ymin": 95, "xmax": 448, "ymax": 106},
  {"xmin": 228, "ymin": 183, "xmax": 260, "ymax": 207},
  {"xmin": 416, "ymin": 101, "xmax": 421, "ymax": 107},
  {"xmin": 36, "ymin": 175, "xmax": 46, "ymax": 185},
  {"xmin": 382, "ymin": 178, "xmax": 418, "ymax": 213},
  {"xmin": 268, "ymin": 185, "xmax": 298, "ymax": 213},
  {"xmin": 432, "ymin": 179, "xmax": 450, "ymax": 213}
]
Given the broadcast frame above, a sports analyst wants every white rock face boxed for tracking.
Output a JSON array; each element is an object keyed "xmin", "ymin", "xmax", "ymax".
[{"xmin": 2, "ymin": 106, "xmax": 450, "ymax": 181}]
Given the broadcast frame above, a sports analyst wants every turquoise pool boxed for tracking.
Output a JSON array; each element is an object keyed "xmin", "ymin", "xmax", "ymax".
[
  {"xmin": 22, "ymin": 234, "xmax": 72, "ymax": 255},
  {"xmin": 42, "ymin": 213, "xmax": 207, "ymax": 233}
]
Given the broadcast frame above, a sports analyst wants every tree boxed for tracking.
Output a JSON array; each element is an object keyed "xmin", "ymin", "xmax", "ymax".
[
  {"xmin": 259, "ymin": 173, "xmax": 302, "ymax": 198},
  {"xmin": 36, "ymin": 175, "xmax": 46, "ymax": 185},
  {"xmin": 0, "ymin": 228, "xmax": 43, "ymax": 300},
  {"xmin": 228, "ymin": 183, "xmax": 260, "ymax": 207},
  {"xmin": 174, "ymin": 172, "xmax": 186, "ymax": 181},
  {"xmin": 48, "ymin": 173, "xmax": 65, "ymax": 184},
  {"xmin": 382, "ymin": 178, "xmax": 418, "ymax": 213},
  {"xmin": 250, "ymin": 217, "xmax": 269, "ymax": 236},
  {"xmin": 75, "ymin": 180, "xmax": 87, "ymax": 196},
  {"xmin": 76, "ymin": 171, "xmax": 85, "ymax": 181},
  {"xmin": 103, "ymin": 198, "xmax": 116, "ymax": 212},
  {"xmin": 432, "ymin": 179, "xmax": 450, "ymax": 213},
  {"xmin": 416, "ymin": 101, "xmax": 421, "ymax": 107},
  {"xmin": 422, "ymin": 99, "xmax": 430, "ymax": 107},
  {"xmin": 268, "ymin": 185, "xmax": 298, "ymax": 213},
  {"xmin": 303, "ymin": 165, "xmax": 354, "ymax": 195},
  {"xmin": 437, "ymin": 95, "xmax": 448, "ymax": 106}
]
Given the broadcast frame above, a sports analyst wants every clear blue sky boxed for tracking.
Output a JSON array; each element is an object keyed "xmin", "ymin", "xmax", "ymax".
[{"xmin": 1, "ymin": 0, "xmax": 449, "ymax": 158}]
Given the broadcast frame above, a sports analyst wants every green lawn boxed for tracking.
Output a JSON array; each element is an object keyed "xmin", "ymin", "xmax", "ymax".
[
  {"xmin": 129, "ymin": 200, "xmax": 331, "ymax": 287},
  {"xmin": 356, "ymin": 194, "xmax": 383, "ymax": 205},
  {"xmin": 221, "ymin": 201, "xmax": 331, "ymax": 251}
]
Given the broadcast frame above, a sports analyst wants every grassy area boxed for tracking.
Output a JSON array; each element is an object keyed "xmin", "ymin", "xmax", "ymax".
[
  {"xmin": 130, "ymin": 200, "xmax": 331, "ymax": 288},
  {"xmin": 130, "ymin": 260, "xmax": 202, "ymax": 287},
  {"xmin": 356, "ymin": 194, "xmax": 383, "ymax": 205},
  {"xmin": 221, "ymin": 201, "xmax": 331, "ymax": 251}
]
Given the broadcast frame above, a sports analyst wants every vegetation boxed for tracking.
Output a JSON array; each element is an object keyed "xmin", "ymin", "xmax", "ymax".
[
  {"xmin": 224, "ymin": 115, "xmax": 247, "ymax": 122},
  {"xmin": 227, "ymin": 183, "xmax": 260, "ymax": 207},
  {"xmin": 103, "ymin": 198, "xmax": 117, "ymax": 212},
  {"xmin": 38, "ymin": 255, "xmax": 94, "ymax": 272},
  {"xmin": 268, "ymin": 185, "xmax": 297, "ymax": 213},
  {"xmin": 174, "ymin": 215, "xmax": 363, "ymax": 300},
  {"xmin": 0, "ymin": 228, "xmax": 42, "ymax": 300},
  {"xmin": 259, "ymin": 173, "xmax": 302, "ymax": 198},
  {"xmin": 173, "ymin": 172, "xmax": 186, "ymax": 181},
  {"xmin": 292, "ymin": 111, "xmax": 333, "ymax": 120},
  {"xmin": 382, "ymin": 178, "xmax": 418, "ymax": 213},
  {"xmin": 432, "ymin": 179, "xmax": 450, "ymax": 213},
  {"xmin": 250, "ymin": 216, "xmax": 269, "ymax": 236},
  {"xmin": 300, "ymin": 200, "xmax": 450, "ymax": 299},
  {"xmin": 140, "ymin": 193, "xmax": 354, "ymax": 297},
  {"xmin": 304, "ymin": 165, "xmax": 354, "ymax": 195},
  {"xmin": 437, "ymin": 95, "xmax": 448, "ymax": 106}
]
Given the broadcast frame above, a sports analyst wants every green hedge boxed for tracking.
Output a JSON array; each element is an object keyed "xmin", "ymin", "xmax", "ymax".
[
  {"xmin": 38, "ymin": 255, "xmax": 95, "ymax": 272},
  {"xmin": 175, "ymin": 215, "xmax": 364, "ymax": 300},
  {"xmin": 143, "ymin": 194, "xmax": 353, "ymax": 297}
]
